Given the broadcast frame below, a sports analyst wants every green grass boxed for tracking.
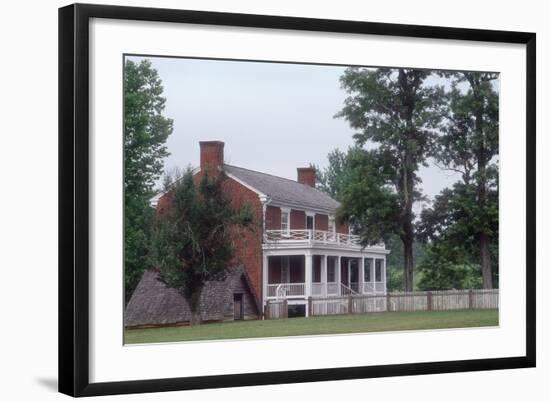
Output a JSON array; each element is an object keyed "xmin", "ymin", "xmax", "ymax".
[{"xmin": 125, "ymin": 309, "xmax": 498, "ymax": 344}]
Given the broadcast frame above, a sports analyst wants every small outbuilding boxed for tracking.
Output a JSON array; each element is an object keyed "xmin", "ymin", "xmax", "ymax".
[{"xmin": 125, "ymin": 266, "xmax": 260, "ymax": 328}]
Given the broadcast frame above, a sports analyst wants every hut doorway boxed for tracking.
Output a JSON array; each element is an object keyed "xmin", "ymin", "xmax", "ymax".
[{"xmin": 233, "ymin": 293, "xmax": 243, "ymax": 320}]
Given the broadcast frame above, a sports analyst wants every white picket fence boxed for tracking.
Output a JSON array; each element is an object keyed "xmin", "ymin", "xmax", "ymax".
[{"xmin": 310, "ymin": 289, "xmax": 498, "ymax": 317}]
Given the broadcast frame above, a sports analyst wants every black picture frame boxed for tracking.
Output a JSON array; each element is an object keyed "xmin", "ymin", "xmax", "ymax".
[{"xmin": 58, "ymin": 3, "xmax": 536, "ymax": 397}]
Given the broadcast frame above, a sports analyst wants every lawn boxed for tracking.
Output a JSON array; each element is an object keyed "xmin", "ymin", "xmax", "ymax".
[{"xmin": 125, "ymin": 309, "xmax": 498, "ymax": 344}]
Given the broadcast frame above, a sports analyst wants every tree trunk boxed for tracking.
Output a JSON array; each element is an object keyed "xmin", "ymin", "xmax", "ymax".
[
  {"xmin": 401, "ymin": 145, "xmax": 415, "ymax": 292},
  {"xmin": 187, "ymin": 288, "xmax": 202, "ymax": 326},
  {"xmin": 480, "ymin": 232, "xmax": 493, "ymax": 289},
  {"xmin": 403, "ymin": 235, "xmax": 414, "ymax": 292},
  {"xmin": 398, "ymin": 68, "xmax": 418, "ymax": 293},
  {"xmin": 473, "ymin": 83, "xmax": 493, "ymax": 290}
]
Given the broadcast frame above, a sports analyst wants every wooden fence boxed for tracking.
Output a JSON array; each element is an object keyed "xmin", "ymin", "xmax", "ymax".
[
  {"xmin": 311, "ymin": 289, "xmax": 498, "ymax": 316},
  {"xmin": 266, "ymin": 289, "xmax": 498, "ymax": 319},
  {"xmin": 264, "ymin": 299, "xmax": 288, "ymax": 319}
]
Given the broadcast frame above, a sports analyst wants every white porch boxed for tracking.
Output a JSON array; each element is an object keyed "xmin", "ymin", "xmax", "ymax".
[{"xmin": 262, "ymin": 250, "xmax": 388, "ymax": 317}]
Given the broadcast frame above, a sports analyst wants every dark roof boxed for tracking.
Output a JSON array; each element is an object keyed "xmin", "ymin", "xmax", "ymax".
[
  {"xmin": 224, "ymin": 164, "xmax": 340, "ymax": 213},
  {"xmin": 125, "ymin": 267, "xmax": 258, "ymax": 327}
]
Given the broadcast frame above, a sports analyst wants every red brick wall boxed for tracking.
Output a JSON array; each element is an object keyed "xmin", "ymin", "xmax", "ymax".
[
  {"xmin": 265, "ymin": 209, "xmax": 333, "ymax": 232},
  {"xmin": 290, "ymin": 209, "xmax": 306, "ymax": 229},
  {"xmin": 315, "ymin": 214, "xmax": 328, "ymax": 231},
  {"xmin": 155, "ymin": 192, "xmax": 173, "ymax": 217},
  {"xmin": 155, "ymin": 171, "xmax": 264, "ymax": 309},
  {"xmin": 265, "ymin": 205, "xmax": 281, "ymax": 230},
  {"xmin": 337, "ymin": 222, "xmax": 350, "ymax": 234},
  {"xmin": 220, "ymin": 175, "xmax": 264, "ymax": 307}
]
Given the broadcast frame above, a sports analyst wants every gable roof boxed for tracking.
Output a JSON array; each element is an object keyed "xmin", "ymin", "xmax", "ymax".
[
  {"xmin": 125, "ymin": 266, "xmax": 259, "ymax": 327},
  {"xmin": 224, "ymin": 164, "xmax": 340, "ymax": 213}
]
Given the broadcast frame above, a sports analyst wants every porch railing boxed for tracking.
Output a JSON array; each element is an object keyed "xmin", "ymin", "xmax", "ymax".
[
  {"xmin": 264, "ymin": 229, "xmax": 366, "ymax": 247},
  {"xmin": 363, "ymin": 282, "xmax": 386, "ymax": 293},
  {"xmin": 267, "ymin": 283, "xmax": 305, "ymax": 298},
  {"xmin": 326, "ymin": 282, "xmax": 339, "ymax": 295},
  {"xmin": 340, "ymin": 283, "xmax": 358, "ymax": 296},
  {"xmin": 272, "ymin": 282, "xmax": 386, "ymax": 298}
]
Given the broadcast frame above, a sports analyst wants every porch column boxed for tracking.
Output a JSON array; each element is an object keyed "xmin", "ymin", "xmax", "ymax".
[
  {"xmin": 382, "ymin": 258, "xmax": 387, "ymax": 295},
  {"xmin": 321, "ymin": 255, "xmax": 327, "ymax": 297},
  {"xmin": 262, "ymin": 253, "xmax": 268, "ymax": 313},
  {"xmin": 336, "ymin": 255, "xmax": 342, "ymax": 296},
  {"xmin": 305, "ymin": 252, "xmax": 313, "ymax": 316},
  {"xmin": 359, "ymin": 256, "xmax": 365, "ymax": 295}
]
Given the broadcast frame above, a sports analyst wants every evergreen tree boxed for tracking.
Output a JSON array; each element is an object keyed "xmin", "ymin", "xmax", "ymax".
[{"xmin": 150, "ymin": 171, "xmax": 254, "ymax": 325}]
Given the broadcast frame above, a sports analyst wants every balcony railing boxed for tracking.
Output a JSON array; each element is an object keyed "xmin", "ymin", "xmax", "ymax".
[{"xmin": 264, "ymin": 229, "xmax": 364, "ymax": 247}]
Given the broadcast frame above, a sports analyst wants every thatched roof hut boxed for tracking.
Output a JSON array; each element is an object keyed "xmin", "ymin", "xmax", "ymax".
[{"xmin": 125, "ymin": 267, "xmax": 259, "ymax": 328}]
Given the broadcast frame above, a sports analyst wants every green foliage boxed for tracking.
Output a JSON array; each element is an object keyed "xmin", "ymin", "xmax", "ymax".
[
  {"xmin": 335, "ymin": 67, "xmax": 445, "ymax": 291},
  {"xmin": 150, "ymin": 171, "xmax": 254, "ymax": 324},
  {"xmin": 311, "ymin": 148, "xmax": 349, "ymax": 200},
  {"xmin": 336, "ymin": 148, "xmax": 401, "ymax": 246},
  {"xmin": 418, "ymin": 71, "xmax": 499, "ymax": 289},
  {"xmin": 417, "ymin": 242, "xmax": 483, "ymax": 290},
  {"xmin": 125, "ymin": 196, "xmax": 155, "ymax": 303},
  {"xmin": 417, "ymin": 180, "xmax": 498, "ymax": 289},
  {"xmin": 124, "ymin": 59, "xmax": 173, "ymax": 302},
  {"xmin": 385, "ymin": 235, "xmax": 426, "ymax": 291},
  {"xmin": 331, "ymin": 68, "xmax": 499, "ymax": 291},
  {"xmin": 124, "ymin": 59, "xmax": 173, "ymax": 199}
]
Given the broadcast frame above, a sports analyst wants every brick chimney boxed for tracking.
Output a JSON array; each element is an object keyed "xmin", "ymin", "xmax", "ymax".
[
  {"xmin": 199, "ymin": 141, "xmax": 224, "ymax": 176},
  {"xmin": 297, "ymin": 167, "xmax": 316, "ymax": 188}
]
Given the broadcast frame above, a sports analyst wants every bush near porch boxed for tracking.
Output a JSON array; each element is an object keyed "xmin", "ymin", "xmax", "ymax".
[{"xmin": 125, "ymin": 309, "xmax": 498, "ymax": 344}]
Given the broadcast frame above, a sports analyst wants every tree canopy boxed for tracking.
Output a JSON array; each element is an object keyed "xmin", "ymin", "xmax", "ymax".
[
  {"xmin": 317, "ymin": 68, "xmax": 499, "ymax": 291},
  {"xmin": 124, "ymin": 59, "xmax": 173, "ymax": 302},
  {"xmin": 335, "ymin": 67, "xmax": 445, "ymax": 291},
  {"xmin": 418, "ymin": 72, "xmax": 499, "ymax": 289}
]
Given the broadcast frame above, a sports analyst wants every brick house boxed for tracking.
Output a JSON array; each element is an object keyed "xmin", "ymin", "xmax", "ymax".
[{"xmin": 128, "ymin": 140, "xmax": 388, "ymax": 325}]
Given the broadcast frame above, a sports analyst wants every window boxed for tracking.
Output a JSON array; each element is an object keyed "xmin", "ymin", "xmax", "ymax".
[
  {"xmin": 281, "ymin": 210, "xmax": 289, "ymax": 233},
  {"xmin": 364, "ymin": 258, "xmax": 373, "ymax": 282},
  {"xmin": 327, "ymin": 257, "xmax": 336, "ymax": 282},
  {"xmin": 375, "ymin": 259, "xmax": 384, "ymax": 282},
  {"xmin": 306, "ymin": 215, "xmax": 314, "ymax": 230},
  {"xmin": 328, "ymin": 216, "xmax": 335, "ymax": 233}
]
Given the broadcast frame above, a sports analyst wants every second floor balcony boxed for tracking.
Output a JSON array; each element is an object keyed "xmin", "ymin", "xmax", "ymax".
[{"xmin": 264, "ymin": 229, "xmax": 364, "ymax": 249}]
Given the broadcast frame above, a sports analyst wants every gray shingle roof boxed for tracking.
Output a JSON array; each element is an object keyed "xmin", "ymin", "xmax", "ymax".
[
  {"xmin": 224, "ymin": 164, "xmax": 340, "ymax": 213},
  {"xmin": 125, "ymin": 267, "xmax": 258, "ymax": 327}
]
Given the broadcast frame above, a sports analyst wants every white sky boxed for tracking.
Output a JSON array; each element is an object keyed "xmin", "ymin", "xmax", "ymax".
[{"xmin": 128, "ymin": 55, "xmax": 483, "ymax": 205}]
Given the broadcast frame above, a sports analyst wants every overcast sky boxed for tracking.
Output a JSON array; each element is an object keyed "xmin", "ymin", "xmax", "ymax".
[{"xmin": 128, "ymin": 55, "xmax": 484, "ymax": 205}]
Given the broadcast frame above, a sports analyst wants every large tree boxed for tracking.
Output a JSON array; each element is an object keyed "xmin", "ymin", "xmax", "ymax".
[
  {"xmin": 124, "ymin": 59, "xmax": 173, "ymax": 302},
  {"xmin": 150, "ymin": 171, "xmax": 254, "ymax": 325},
  {"xmin": 336, "ymin": 68, "xmax": 444, "ymax": 291},
  {"xmin": 427, "ymin": 72, "xmax": 499, "ymax": 288}
]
